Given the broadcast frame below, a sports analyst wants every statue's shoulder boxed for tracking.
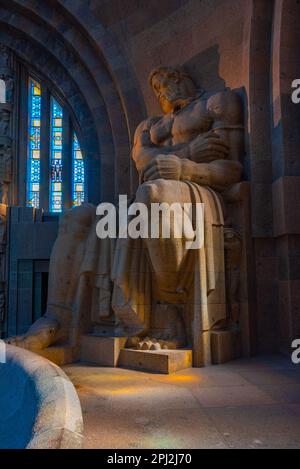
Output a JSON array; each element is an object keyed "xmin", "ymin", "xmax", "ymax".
[{"xmin": 204, "ymin": 89, "xmax": 243, "ymax": 125}]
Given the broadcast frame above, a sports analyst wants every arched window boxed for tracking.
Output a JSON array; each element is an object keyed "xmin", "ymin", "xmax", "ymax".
[{"xmin": 26, "ymin": 76, "xmax": 86, "ymax": 212}]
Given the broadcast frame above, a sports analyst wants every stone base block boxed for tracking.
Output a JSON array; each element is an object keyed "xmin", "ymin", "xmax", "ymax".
[
  {"xmin": 211, "ymin": 329, "xmax": 242, "ymax": 364},
  {"xmin": 39, "ymin": 345, "xmax": 77, "ymax": 366},
  {"xmin": 118, "ymin": 348, "xmax": 193, "ymax": 374},
  {"xmin": 80, "ymin": 335, "xmax": 127, "ymax": 366}
]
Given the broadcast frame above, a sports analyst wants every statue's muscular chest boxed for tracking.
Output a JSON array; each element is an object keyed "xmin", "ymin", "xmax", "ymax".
[{"xmin": 150, "ymin": 99, "xmax": 211, "ymax": 146}]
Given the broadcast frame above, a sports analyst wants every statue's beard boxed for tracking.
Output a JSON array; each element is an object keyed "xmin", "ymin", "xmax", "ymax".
[{"xmin": 159, "ymin": 91, "xmax": 193, "ymax": 114}]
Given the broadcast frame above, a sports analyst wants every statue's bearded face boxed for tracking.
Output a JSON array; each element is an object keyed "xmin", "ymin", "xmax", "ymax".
[{"xmin": 151, "ymin": 70, "xmax": 193, "ymax": 114}]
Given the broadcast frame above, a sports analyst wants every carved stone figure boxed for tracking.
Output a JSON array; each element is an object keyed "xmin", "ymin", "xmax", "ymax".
[
  {"xmin": 224, "ymin": 227, "xmax": 242, "ymax": 324},
  {"xmin": 3, "ymin": 77, "xmax": 14, "ymax": 103},
  {"xmin": 7, "ymin": 66, "xmax": 244, "ymax": 365},
  {"xmin": 0, "ymin": 213, "xmax": 6, "ymax": 253},
  {"xmin": 0, "ymin": 142, "xmax": 12, "ymax": 205},
  {"xmin": 0, "ymin": 75, "xmax": 14, "ymax": 103},
  {"xmin": 0, "ymin": 182, "xmax": 9, "ymax": 206}
]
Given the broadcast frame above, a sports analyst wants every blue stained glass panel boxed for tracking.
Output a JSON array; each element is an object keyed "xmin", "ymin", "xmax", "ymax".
[
  {"xmin": 72, "ymin": 133, "xmax": 85, "ymax": 207},
  {"xmin": 27, "ymin": 78, "xmax": 41, "ymax": 208},
  {"xmin": 50, "ymin": 98, "xmax": 63, "ymax": 212}
]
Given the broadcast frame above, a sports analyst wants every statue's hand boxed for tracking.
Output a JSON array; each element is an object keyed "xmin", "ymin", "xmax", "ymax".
[
  {"xmin": 143, "ymin": 154, "xmax": 184, "ymax": 181},
  {"xmin": 189, "ymin": 131, "xmax": 229, "ymax": 163}
]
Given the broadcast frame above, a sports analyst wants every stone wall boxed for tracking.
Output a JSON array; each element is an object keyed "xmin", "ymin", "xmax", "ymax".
[
  {"xmin": 271, "ymin": 0, "xmax": 300, "ymax": 352},
  {"xmin": 94, "ymin": 0, "xmax": 250, "ymax": 115}
]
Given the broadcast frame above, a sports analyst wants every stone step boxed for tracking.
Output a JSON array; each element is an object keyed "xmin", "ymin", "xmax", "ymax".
[{"xmin": 118, "ymin": 348, "xmax": 193, "ymax": 374}]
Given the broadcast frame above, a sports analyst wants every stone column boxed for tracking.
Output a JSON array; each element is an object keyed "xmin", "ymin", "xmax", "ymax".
[
  {"xmin": 0, "ymin": 44, "xmax": 16, "ymax": 337},
  {"xmin": 271, "ymin": 0, "xmax": 300, "ymax": 351}
]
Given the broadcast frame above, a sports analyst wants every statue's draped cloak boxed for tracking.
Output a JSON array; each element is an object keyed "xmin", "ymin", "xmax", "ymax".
[{"xmin": 79, "ymin": 180, "xmax": 225, "ymax": 333}]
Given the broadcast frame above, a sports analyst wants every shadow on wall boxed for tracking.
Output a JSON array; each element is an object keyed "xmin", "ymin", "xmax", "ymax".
[
  {"xmin": 185, "ymin": 43, "xmax": 248, "ymax": 176},
  {"xmin": 185, "ymin": 47, "xmax": 257, "ymax": 354},
  {"xmin": 184, "ymin": 44, "xmax": 226, "ymax": 92}
]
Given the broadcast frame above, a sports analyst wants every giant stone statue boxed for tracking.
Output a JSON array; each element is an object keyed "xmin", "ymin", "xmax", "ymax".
[{"xmin": 7, "ymin": 66, "xmax": 244, "ymax": 366}]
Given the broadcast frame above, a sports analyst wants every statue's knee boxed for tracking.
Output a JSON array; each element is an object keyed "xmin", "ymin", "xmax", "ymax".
[
  {"xmin": 136, "ymin": 180, "xmax": 167, "ymax": 205},
  {"xmin": 59, "ymin": 203, "xmax": 95, "ymax": 234}
]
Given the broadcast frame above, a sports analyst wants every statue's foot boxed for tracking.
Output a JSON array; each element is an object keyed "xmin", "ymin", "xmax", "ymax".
[
  {"xmin": 125, "ymin": 303, "xmax": 187, "ymax": 350},
  {"xmin": 5, "ymin": 335, "xmax": 26, "ymax": 347},
  {"xmin": 5, "ymin": 317, "xmax": 59, "ymax": 353},
  {"xmin": 5, "ymin": 334, "xmax": 45, "ymax": 352},
  {"xmin": 126, "ymin": 335, "xmax": 185, "ymax": 351}
]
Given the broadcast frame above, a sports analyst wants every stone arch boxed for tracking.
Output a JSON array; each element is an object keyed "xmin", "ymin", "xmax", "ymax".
[{"xmin": 0, "ymin": 0, "xmax": 145, "ymax": 202}]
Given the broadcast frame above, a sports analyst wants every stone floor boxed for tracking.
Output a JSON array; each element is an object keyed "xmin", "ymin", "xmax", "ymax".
[{"xmin": 63, "ymin": 354, "xmax": 300, "ymax": 449}]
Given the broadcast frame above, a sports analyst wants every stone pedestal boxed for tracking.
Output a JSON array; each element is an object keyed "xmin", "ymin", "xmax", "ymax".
[
  {"xmin": 80, "ymin": 335, "xmax": 127, "ymax": 366},
  {"xmin": 80, "ymin": 334, "xmax": 192, "ymax": 373},
  {"xmin": 211, "ymin": 329, "xmax": 242, "ymax": 364},
  {"xmin": 118, "ymin": 348, "xmax": 192, "ymax": 374},
  {"xmin": 39, "ymin": 345, "xmax": 78, "ymax": 366}
]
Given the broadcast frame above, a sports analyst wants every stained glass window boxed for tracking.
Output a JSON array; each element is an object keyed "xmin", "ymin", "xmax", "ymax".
[
  {"xmin": 27, "ymin": 78, "xmax": 41, "ymax": 209},
  {"xmin": 72, "ymin": 133, "xmax": 85, "ymax": 207},
  {"xmin": 49, "ymin": 97, "xmax": 63, "ymax": 213},
  {"xmin": 26, "ymin": 76, "xmax": 86, "ymax": 212}
]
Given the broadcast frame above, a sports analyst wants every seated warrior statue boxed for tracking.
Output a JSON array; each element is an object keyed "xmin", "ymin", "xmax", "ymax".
[{"xmin": 7, "ymin": 66, "xmax": 244, "ymax": 363}]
